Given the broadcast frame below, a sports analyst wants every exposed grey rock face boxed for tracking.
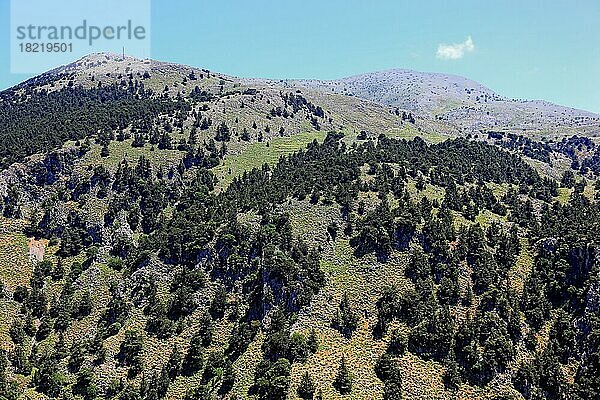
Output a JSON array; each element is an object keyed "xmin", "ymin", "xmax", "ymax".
[
  {"xmin": 246, "ymin": 68, "xmax": 600, "ymax": 136},
  {"xmin": 284, "ymin": 69, "xmax": 503, "ymax": 113}
]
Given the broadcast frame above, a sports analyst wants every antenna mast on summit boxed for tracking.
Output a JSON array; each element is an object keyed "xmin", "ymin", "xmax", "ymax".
[{"xmin": 122, "ymin": 47, "xmax": 125, "ymax": 60}]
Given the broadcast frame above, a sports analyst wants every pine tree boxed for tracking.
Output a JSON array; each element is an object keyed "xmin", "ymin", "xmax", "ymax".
[
  {"xmin": 72, "ymin": 368, "xmax": 98, "ymax": 400},
  {"xmin": 184, "ymin": 384, "xmax": 210, "ymax": 400},
  {"xmin": 219, "ymin": 357, "xmax": 235, "ymax": 394},
  {"xmin": 118, "ymin": 331, "xmax": 144, "ymax": 375},
  {"xmin": 333, "ymin": 293, "xmax": 359, "ymax": 338},
  {"xmin": 89, "ymin": 330, "xmax": 106, "ymax": 363},
  {"xmin": 215, "ymin": 121, "xmax": 231, "ymax": 141},
  {"xmin": 101, "ymin": 142, "xmax": 110, "ymax": 157},
  {"xmin": 241, "ymin": 127, "xmax": 251, "ymax": 141},
  {"xmin": 197, "ymin": 311, "xmax": 214, "ymax": 346},
  {"xmin": 68, "ymin": 342, "xmax": 86, "ymax": 372},
  {"xmin": 132, "ymin": 132, "xmax": 145, "ymax": 147},
  {"xmin": 254, "ymin": 358, "xmax": 291, "ymax": 400},
  {"xmin": 51, "ymin": 258, "xmax": 65, "ymax": 280},
  {"xmin": 307, "ymin": 328, "xmax": 319, "ymax": 353},
  {"xmin": 443, "ymin": 358, "xmax": 461, "ymax": 391},
  {"xmin": 375, "ymin": 352, "xmax": 393, "ymax": 380},
  {"xmin": 297, "ymin": 371, "xmax": 316, "ymax": 399},
  {"xmin": 36, "ymin": 316, "xmax": 52, "ymax": 341},
  {"xmin": 387, "ymin": 328, "xmax": 408, "ymax": 355},
  {"xmin": 383, "ymin": 365, "xmax": 403, "ymax": 400},
  {"xmin": 333, "ymin": 356, "xmax": 352, "ymax": 394},
  {"xmin": 166, "ymin": 345, "xmax": 182, "ymax": 381},
  {"xmin": 74, "ymin": 291, "xmax": 93, "ymax": 318},
  {"xmin": 182, "ymin": 334, "xmax": 204, "ymax": 375},
  {"xmin": 200, "ymin": 118, "xmax": 210, "ymax": 130},
  {"xmin": 158, "ymin": 132, "xmax": 173, "ymax": 150},
  {"xmin": 209, "ymin": 283, "xmax": 227, "ymax": 319}
]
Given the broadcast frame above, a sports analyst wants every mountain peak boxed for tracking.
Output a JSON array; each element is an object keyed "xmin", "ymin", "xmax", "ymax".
[
  {"xmin": 9, "ymin": 54, "xmax": 600, "ymax": 136},
  {"xmin": 275, "ymin": 68, "xmax": 599, "ymax": 133}
]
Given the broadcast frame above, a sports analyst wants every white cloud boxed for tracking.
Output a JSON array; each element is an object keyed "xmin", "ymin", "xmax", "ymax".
[{"xmin": 436, "ymin": 36, "xmax": 475, "ymax": 60}]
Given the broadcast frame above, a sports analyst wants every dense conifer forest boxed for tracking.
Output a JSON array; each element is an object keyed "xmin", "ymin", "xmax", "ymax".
[{"xmin": 1, "ymin": 55, "xmax": 599, "ymax": 400}]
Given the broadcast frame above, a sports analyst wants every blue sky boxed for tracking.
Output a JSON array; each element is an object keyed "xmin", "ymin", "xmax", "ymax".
[{"xmin": 1, "ymin": 0, "xmax": 599, "ymax": 113}]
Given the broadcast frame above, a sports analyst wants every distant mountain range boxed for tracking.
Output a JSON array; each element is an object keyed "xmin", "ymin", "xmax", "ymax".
[
  {"xmin": 248, "ymin": 68, "xmax": 600, "ymax": 136},
  {"xmin": 11, "ymin": 53, "xmax": 600, "ymax": 139}
]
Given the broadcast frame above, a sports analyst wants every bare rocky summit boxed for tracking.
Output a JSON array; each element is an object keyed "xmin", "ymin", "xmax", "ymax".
[{"xmin": 248, "ymin": 68, "xmax": 600, "ymax": 137}]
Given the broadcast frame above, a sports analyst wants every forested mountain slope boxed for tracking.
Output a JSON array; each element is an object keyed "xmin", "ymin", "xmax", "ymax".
[{"xmin": 0, "ymin": 54, "xmax": 599, "ymax": 400}]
